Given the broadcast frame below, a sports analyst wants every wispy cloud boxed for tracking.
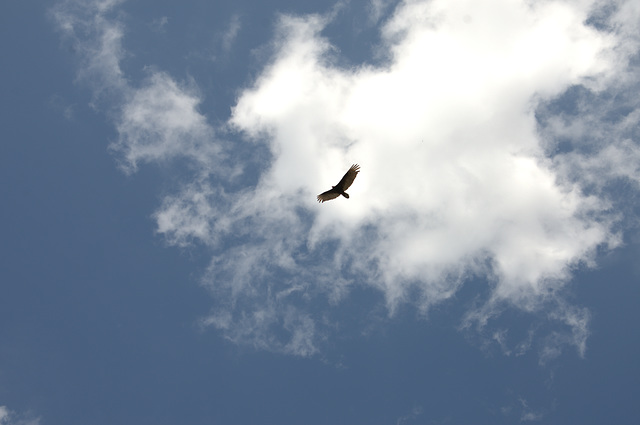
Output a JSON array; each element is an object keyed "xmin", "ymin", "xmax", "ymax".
[
  {"xmin": 53, "ymin": 0, "xmax": 640, "ymax": 359},
  {"xmin": 500, "ymin": 396, "xmax": 548, "ymax": 422},
  {"xmin": 52, "ymin": 0, "xmax": 128, "ymax": 105},
  {"xmin": 518, "ymin": 398, "xmax": 545, "ymax": 422},
  {"xmin": 205, "ymin": 14, "xmax": 242, "ymax": 63},
  {"xmin": 367, "ymin": 0, "xmax": 396, "ymax": 26},
  {"xmin": 395, "ymin": 405, "xmax": 424, "ymax": 425},
  {"xmin": 148, "ymin": 16, "xmax": 168, "ymax": 33},
  {"xmin": 221, "ymin": 14, "xmax": 241, "ymax": 53},
  {"xmin": 48, "ymin": 94, "xmax": 75, "ymax": 120},
  {"xmin": 0, "ymin": 405, "xmax": 40, "ymax": 425},
  {"xmin": 52, "ymin": 0, "xmax": 228, "ymax": 175},
  {"xmin": 112, "ymin": 71, "xmax": 221, "ymax": 173}
]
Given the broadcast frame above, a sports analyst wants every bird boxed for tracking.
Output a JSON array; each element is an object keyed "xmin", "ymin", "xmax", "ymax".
[{"xmin": 317, "ymin": 164, "xmax": 360, "ymax": 203}]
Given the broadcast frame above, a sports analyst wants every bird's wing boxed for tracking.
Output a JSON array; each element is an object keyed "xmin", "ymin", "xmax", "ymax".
[
  {"xmin": 317, "ymin": 189, "xmax": 341, "ymax": 203},
  {"xmin": 336, "ymin": 164, "xmax": 360, "ymax": 191}
]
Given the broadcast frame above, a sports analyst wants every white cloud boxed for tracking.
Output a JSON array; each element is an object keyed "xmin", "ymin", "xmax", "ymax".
[
  {"xmin": 112, "ymin": 72, "xmax": 221, "ymax": 173},
  {"xmin": 54, "ymin": 0, "xmax": 640, "ymax": 358},
  {"xmin": 0, "ymin": 406, "xmax": 40, "ymax": 425},
  {"xmin": 224, "ymin": 0, "xmax": 629, "ymax": 353}
]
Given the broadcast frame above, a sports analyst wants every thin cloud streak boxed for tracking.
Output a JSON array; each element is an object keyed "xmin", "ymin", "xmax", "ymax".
[
  {"xmin": 53, "ymin": 0, "xmax": 640, "ymax": 358},
  {"xmin": 221, "ymin": 14, "xmax": 242, "ymax": 53}
]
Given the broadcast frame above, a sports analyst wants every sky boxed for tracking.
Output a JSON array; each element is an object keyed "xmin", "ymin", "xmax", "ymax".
[{"xmin": 1, "ymin": 0, "xmax": 639, "ymax": 423}]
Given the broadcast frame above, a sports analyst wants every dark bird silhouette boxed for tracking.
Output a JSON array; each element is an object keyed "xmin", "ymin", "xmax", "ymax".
[{"xmin": 317, "ymin": 164, "xmax": 360, "ymax": 203}]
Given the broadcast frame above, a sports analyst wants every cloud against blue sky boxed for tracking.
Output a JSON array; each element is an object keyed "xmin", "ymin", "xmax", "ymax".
[
  {"xmin": 0, "ymin": 405, "xmax": 40, "ymax": 425},
  {"xmin": 50, "ymin": 0, "xmax": 639, "ymax": 361}
]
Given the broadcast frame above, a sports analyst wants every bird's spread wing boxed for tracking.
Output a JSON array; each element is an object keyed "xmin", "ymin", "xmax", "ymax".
[
  {"xmin": 335, "ymin": 164, "xmax": 360, "ymax": 191},
  {"xmin": 317, "ymin": 189, "xmax": 340, "ymax": 203}
]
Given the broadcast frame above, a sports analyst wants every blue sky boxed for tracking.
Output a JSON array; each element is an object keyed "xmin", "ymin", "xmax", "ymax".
[{"xmin": 1, "ymin": 0, "xmax": 639, "ymax": 424}]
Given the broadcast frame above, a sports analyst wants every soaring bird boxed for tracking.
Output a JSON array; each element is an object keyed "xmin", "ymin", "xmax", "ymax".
[{"xmin": 317, "ymin": 164, "xmax": 360, "ymax": 203}]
